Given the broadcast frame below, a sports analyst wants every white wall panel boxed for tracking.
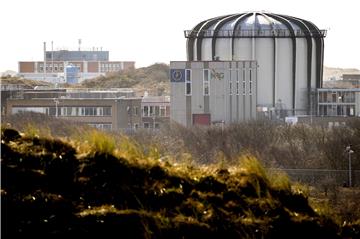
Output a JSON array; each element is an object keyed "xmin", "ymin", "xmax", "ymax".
[
  {"xmin": 255, "ymin": 38, "xmax": 274, "ymax": 106},
  {"xmin": 276, "ymin": 38, "xmax": 293, "ymax": 110}
]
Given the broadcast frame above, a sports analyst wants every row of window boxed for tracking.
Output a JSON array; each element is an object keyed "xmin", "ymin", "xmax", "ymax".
[
  {"xmin": 39, "ymin": 64, "xmax": 64, "ymax": 72},
  {"xmin": 11, "ymin": 106, "xmax": 172, "ymax": 119},
  {"xmin": 100, "ymin": 63, "xmax": 123, "ymax": 72},
  {"xmin": 318, "ymin": 105, "xmax": 355, "ymax": 116},
  {"xmin": 39, "ymin": 64, "xmax": 82, "ymax": 72},
  {"xmin": 88, "ymin": 123, "xmax": 112, "ymax": 130},
  {"xmin": 318, "ymin": 92, "xmax": 355, "ymax": 103},
  {"xmin": 101, "ymin": 63, "xmax": 122, "ymax": 68},
  {"xmin": 142, "ymin": 105, "xmax": 169, "ymax": 117},
  {"xmin": 11, "ymin": 107, "xmax": 167, "ymax": 131},
  {"xmin": 59, "ymin": 106, "xmax": 112, "ymax": 116},
  {"xmin": 12, "ymin": 106, "xmax": 112, "ymax": 117},
  {"xmin": 143, "ymin": 122, "xmax": 160, "ymax": 129},
  {"xmin": 183, "ymin": 69, "xmax": 253, "ymax": 96}
]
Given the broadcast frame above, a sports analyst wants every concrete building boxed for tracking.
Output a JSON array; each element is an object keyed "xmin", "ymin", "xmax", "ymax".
[
  {"xmin": 343, "ymin": 74, "xmax": 360, "ymax": 81},
  {"xmin": 5, "ymin": 88, "xmax": 141, "ymax": 131},
  {"xmin": 171, "ymin": 11, "xmax": 327, "ymax": 127},
  {"xmin": 1, "ymin": 84, "xmax": 29, "ymax": 117},
  {"xmin": 3, "ymin": 87, "xmax": 173, "ymax": 131},
  {"xmin": 317, "ymin": 88, "xmax": 360, "ymax": 117},
  {"xmin": 18, "ymin": 60, "xmax": 135, "ymax": 83},
  {"xmin": 323, "ymin": 74, "xmax": 360, "ymax": 89},
  {"xmin": 141, "ymin": 95, "xmax": 170, "ymax": 129},
  {"xmin": 170, "ymin": 61, "xmax": 256, "ymax": 126},
  {"xmin": 18, "ymin": 46, "xmax": 135, "ymax": 83},
  {"xmin": 341, "ymin": 74, "xmax": 360, "ymax": 88}
]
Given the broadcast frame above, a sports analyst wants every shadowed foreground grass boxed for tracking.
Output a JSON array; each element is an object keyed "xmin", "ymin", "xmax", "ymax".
[{"xmin": 1, "ymin": 127, "xmax": 359, "ymax": 238}]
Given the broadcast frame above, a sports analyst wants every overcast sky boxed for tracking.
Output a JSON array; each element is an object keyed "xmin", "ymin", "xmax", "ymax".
[{"xmin": 1, "ymin": 0, "xmax": 359, "ymax": 72}]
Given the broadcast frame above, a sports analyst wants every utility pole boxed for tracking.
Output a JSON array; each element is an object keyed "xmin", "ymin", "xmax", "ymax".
[
  {"xmin": 43, "ymin": 42, "xmax": 47, "ymax": 81},
  {"xmin": 53, "ymin": 98, "xmax": 59, "ymax": 117},
  {"xmin": 51, "ymin": 41, "xmax": 54, "ymax": 73},
  {"xmin": 346, "ymin": 145, "xmax": 354, "ymax": 187}
]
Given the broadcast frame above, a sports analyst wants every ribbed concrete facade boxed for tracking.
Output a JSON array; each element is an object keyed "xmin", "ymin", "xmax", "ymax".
[{"xmin": 184, "ymin": 12, "xmax": 326, "ymax": 115}]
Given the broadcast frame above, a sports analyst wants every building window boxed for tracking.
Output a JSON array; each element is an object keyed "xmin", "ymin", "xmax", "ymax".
[
  {"xmin": 103, "ymin": 107, "xmax": 111, "ymax": 116},
  {"xmin": 12, "ymin": 107, "xmax": 49, "ymax": 115},
  {"xmin": 143, "ymin": 106, "xmax": 149, "ymax": 117},
  {"xmin": 144, "ymin": 122, "xmax": 150, "ymax": 128},
  {"xmin": 242, "ymin": 69, "xmax": 246, "ymax": 95},
  {"xmin": 134, "ymin": 106, "xmax": 139, "ymax": 116},
  {"xmin": 229, "ymin": 70, "xmax": 232, "ymax": 95},
  {"xmin": 249, "ymin": 69, "xmax": 252, "ymax": 95},
  {"xmin": 203, "ymin": 69, "xmax": 210, "ymax": 96},
  {"xmin": 332, "ymin": 92, "xmax": 337, "ymax": 103},
  {"xmin": 88, "ymin": 123, "xmax": 112, "ymax": 131},
  {"xmin": 236, "ymin": 70, "xmax": 239, "ymax": 95},
  {"xmin": 185, "ymin": 69, "xmax": 192, "ymax": 96},
  {"xmin": 160, "ymin": 106, "xmax": 166, "ymax": 117},
  {"xmin": 149, "ymin": 106, "xmax": 154, "ymax": 116}
]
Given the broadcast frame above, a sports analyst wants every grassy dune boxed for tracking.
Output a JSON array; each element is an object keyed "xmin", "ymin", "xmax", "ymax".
[{"xmin": 2, "ymin": 127, "xmax": 360, "ymax": 238}]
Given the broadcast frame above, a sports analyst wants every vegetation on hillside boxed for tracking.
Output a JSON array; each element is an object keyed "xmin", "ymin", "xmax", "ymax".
[
  {"xmin": 3, "ymin": 125, "xmax": 359, "ymax": 238},
  {"xmin": 0, "ymin": 75, "xmax": 53, "ymax": 88},
  {"xmin": 323, "ymin": 66, "xmax": 360, "ymax": 81},
  {"xmin": 1, "ymin": 63, "xmax": 170, "ymax": 95},
  {"xmin": 80, "ymin": 63, "xmax": 170, "ymax": 96}
]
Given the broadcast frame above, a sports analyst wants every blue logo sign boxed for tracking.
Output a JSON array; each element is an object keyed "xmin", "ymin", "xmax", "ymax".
[{"xmin": 170, "ymin": 69, "xmax": 185, "ymax": 82}]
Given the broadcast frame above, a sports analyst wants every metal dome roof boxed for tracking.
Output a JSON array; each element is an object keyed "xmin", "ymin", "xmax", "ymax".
[{"xmin": 185, "ymin": 12, "xmax": 326, "ymax": 39}]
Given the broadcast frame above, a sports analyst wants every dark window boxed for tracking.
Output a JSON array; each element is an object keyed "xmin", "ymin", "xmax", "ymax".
[{"xmin": 103, "ymin": 107, "xmax": 111, "ymax": 116}]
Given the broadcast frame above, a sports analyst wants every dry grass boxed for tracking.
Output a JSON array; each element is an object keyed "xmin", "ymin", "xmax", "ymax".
[{"xmin": 2, "ymin": 123, "xmax": 360, "ymax": 238}]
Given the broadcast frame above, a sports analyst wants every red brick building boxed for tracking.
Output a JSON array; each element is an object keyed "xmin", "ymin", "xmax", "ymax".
[{"xmin": 18, "ymin": 49, "xmax": 135, "ymax": 83}]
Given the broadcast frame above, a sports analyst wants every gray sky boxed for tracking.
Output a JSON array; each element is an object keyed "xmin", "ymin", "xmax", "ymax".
[{"xmin": 1, "ymin": 0, "xmax": 359, "ymax": 72}]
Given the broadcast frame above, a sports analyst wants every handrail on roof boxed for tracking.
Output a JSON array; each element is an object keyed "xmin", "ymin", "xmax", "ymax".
[{"xmin": 184, "ymin": 29, "xmax": 327, "ymax": 38}]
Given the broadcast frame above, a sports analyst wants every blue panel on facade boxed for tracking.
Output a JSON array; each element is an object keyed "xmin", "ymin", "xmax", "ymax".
[
  {"xmin": 170, "ymin": 69, "xmax": 185, "ymax": 82},
  {"xmin": 66, "ymin": 65, "xmax": 79, "ymax": 84}
]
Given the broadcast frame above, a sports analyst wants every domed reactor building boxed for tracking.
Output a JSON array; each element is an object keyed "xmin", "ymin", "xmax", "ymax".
[{"xmin": 170, "ymin": 11, "xmax": 326, "ymax": 126}]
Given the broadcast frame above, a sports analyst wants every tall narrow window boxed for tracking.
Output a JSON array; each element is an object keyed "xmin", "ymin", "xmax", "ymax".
[
  {"xmin": 160, "ymin": 106, "xmax": 166, "ymax": 117},
  {"xmin": 143, "ymin": 106, "xmax": 149, "ymax": 117},
  {"xmin": 203, "ymin": 69, "xmax": 210, "ymax": 96},
  {"xmin": 242, "ymin": 69, "xmax": 246, "ymax": 95},
  {"xmin": 249, "ymin": 69, "xmax": 252, "ymax": 95},
  {"xmin": 229, "ymin": 70, "xmax": 232, "ymax": 95},
  {"xmin": 236, "ymin": 69, "xmax": 239, "ymax": 95},
  {"xmin": 185, "ymin": 69, "xmax": 192, "ymax": 95}
]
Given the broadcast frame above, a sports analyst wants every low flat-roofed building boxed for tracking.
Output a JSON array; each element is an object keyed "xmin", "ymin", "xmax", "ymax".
[
  {"xmin": 141, "ymin": 95, "xmax": 170, "ymax": 129},
  {"xmin": 316, "ymin": 88, "xmax": 360, "ymax": 117},
  {"xmin": 18, "ymin": 61, "xmax": 135, "ymax": 83},
  {"xmin": 5, "ymin": 88, "xmax": 141, "ymax": 131}
]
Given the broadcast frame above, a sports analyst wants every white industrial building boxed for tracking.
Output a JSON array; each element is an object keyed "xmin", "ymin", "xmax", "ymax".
[
  {"xmin": 170, "ymin": 61, "xmax": 257, "ymax": 126},
  {"xmin": 171, "ymin": 11, "xmax": 327, "ymax": 126}
]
